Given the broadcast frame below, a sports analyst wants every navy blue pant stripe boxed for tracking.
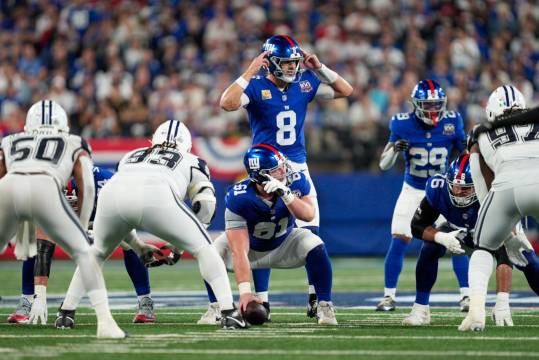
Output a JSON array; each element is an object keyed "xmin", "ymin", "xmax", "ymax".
[
  {"xmin": 475, "ymin": 192, "xmax": 494, "ymax": 247},
  {"xmin": 170, "ymin": 189, "xmax": 212, "ymax": 245}
]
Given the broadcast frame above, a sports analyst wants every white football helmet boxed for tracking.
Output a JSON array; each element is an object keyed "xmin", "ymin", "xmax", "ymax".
[
  {"xmin": 485, "ymin": 85, "xmax": 526, "ymax": 122},
  {"xmin": 151, "ymin": 120, "xmax": 192, "ymax": 152},
  {"xmin": 25, "ymin": 100, "xmax": 69, "ymax": 132}
]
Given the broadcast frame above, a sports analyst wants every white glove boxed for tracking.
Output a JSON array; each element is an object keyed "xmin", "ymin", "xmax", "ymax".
[
  {"xmin": 492, "ymin": 303, "xmax": 513, "ymax": 326},
  {"xmin": 434, "ymin": 230, "xmax": 465, "ymax": 254},
  {"xmin": 263, "ymin": 175, "xmax": 295, "ymax": 205},
  {"xmin": 29, "ymin": 285, "xmax": 47, "ymax": 325},
  {"xmin": 505, "ymin": 231, "xmax": 533, "ymax": 267}
]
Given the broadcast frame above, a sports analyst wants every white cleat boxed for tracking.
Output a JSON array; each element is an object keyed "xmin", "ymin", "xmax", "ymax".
[
  {"xmin": 402, "ymin": 303, "xmax": 431, "ymax": 326},
  {"xmin": 458, "ymin": 296, "xmax": 486, "ymax": 332},
  {"xmin": 197, "ymin": 303, "xmax": 221, "ymax": 325},
  {"xmin": 97, "ymin": 321, "xmax": 127, "ymax": 339},
  {"xmin": 317, "ymin": 301, "xmax": 338, "ymax": 325}
]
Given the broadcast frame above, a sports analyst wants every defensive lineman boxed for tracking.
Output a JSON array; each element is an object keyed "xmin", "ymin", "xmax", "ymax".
[{"xmin": 0, "ymin": 100, "xmax": 125, "ymax": 338}]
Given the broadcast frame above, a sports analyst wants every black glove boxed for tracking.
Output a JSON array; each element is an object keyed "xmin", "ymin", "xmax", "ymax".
[
  {"xmin": 144, "ymin": 244, "xmax": 184, "ymax": 268},
  {"xmin": 394, "ymin": 139, "xmax": 410, "ymax": 152}
]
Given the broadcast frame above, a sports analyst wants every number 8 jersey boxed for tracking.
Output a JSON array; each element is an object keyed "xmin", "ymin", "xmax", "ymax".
[
  {"xmin": 1, "ymin": 131, "xmax": 91, "ymax": 186},
  {"xmin": 389, "ymin": 111, "xmax": 466, "ymax": 190},
  {"xmin": 242, "ymin": 70, "xmax": 321, "ymax": 163}
]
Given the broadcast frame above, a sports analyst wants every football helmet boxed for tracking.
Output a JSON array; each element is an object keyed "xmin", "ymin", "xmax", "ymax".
[
  {"xmin": 25, "ymin": 100, "xmax": 69, "ymax": 132},
  {"xmin": 151, "ymin": 120, "xmax": 192, "ymax": 152},
  {"xmin": 411, "ymin": 80, "xmax": 447, "ymax": 126},
  {"xmin": 262, "ymin": 35, "xmax": 303, "ymax": 83},
  {"xmin": 446, "ymin": 153, "xmax": 477, "ymax": 208},
  {"xmin": 485, "ymin": 85, "xmax": 526, "ymax": 122},
  {"xmin": 243, "ymin": 144, "xmax": 290, "ymax": 184}
]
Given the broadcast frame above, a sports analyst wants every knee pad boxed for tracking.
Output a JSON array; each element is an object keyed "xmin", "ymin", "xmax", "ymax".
[{"xmin": 35, "ymin": 239, "xmax": 55, "ymax": 277}]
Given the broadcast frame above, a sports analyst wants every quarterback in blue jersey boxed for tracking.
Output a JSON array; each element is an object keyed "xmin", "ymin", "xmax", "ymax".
[
  {"xmin": 201, "ymin": 144, "xmax": 336, "ymax": 325},
  {"xmin": 405, "ymin": 153, "xmax": 516, "ymax": 326},
  {"xmin": 376, "ymin": 79, "xmax": 468, "ymax": 311},
  {"xmin": 8, "ymin": 166, "xmax": 166, "ymax": 325},
  {"xmin": 219, "ymin": 34, "xmax": 352, "ymax": 316}
]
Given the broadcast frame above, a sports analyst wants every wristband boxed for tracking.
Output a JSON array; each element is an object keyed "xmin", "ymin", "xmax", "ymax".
[
  {"xmin": 235, "ymin": 76, "xmax": 249, "ymax": 90},
  {"xmin": 238, "ymin": 282, "xmax": 251, "ymax": 295},
  {"xmin": 281, "ymin": 190, "xmax": 295, "ymax": 205},
  {"xmin": 314, "ymin": 64, "xmax": 339, "ymax": 84}
]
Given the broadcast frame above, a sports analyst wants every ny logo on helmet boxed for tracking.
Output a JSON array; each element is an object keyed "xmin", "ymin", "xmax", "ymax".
[
  {"xmin": 248, "ymin": 158, "xmax": 260, "ymax": 170},
  {"xmin": 263, "ymin": 42, "xmax": 276, "ymax": 53}
]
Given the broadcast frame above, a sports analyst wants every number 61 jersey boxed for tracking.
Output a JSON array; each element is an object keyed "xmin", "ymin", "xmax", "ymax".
[
  {"xmin": 1, "ymin": 131, "xmax": 91, "ymax": 186},
  {"xmin": 389, "ymin": 111, "xmax": 466, "ymax": 190}
]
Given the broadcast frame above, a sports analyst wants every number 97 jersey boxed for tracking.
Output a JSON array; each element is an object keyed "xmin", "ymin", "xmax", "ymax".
[
  {"xmin": 389, "ymin": 111, "xmax": 466, "ymax": 190},
  {"xmin": 242, "ymin": 70, "xmax": 321, "ymax": 163}
]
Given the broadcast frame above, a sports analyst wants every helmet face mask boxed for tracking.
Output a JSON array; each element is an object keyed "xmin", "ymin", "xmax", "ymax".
[
  {"xmin": 485, "ymin": 85, "xmax": 526, "ymax": 123},
  {"xmin": 25, "ymin": 100, "xmax": 69, "ymax": 133},
  {"xmin": 244, "ymin": 144, "xmax": 292, "ymax": 186},
  {"xmin": 151, "ymin": 120, "xmax": 192, "ymax": 152},
  {"xmin": 263, "ymin": 35, "xmax": 303, "ymax": 83},
  {"xmin": 446, "ymin": 153, "xmax": 477, "ymax": 208},
  {"xmin": 411, "ymin": 80, "xmax": 447, "ymax": 126}
]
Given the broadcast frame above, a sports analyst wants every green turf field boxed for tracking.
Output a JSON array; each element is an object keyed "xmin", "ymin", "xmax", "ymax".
[{"xmin": 1, "ymin": 258, "xmax": 538, "ymax": 360}]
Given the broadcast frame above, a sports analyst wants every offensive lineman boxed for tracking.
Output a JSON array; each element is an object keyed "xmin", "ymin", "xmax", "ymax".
[
  {"xmin": 377, "ymin": 79, "xmax": 469, "ymax": 311},
  {"xmin": 0, "ymin": 100, "xmax": 125, "ymax": 338},
  {"xmin": 55, "ymin": 120, "xmax": 247, "ymax": 329}
]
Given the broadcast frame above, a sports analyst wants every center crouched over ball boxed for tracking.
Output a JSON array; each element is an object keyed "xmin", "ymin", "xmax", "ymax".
[{"xmin": 242, "ymin": 301, "xmax": 268, "ymax": 325}]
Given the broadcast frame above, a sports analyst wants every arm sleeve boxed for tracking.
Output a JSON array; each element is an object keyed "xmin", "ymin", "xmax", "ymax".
[
  {"xmin": 225, "ymin": 209, "xmax": 247, "ymax": 230},
  {"xmin": 411, "ymin": 197, "xmax": 441, "ymax": 240},
  {"xmin": 306, "ymin": 70, "xmax": 322, "ymax": 102}
]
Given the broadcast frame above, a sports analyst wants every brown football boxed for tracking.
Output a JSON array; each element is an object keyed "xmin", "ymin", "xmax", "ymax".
[{"xmin": 242, "ymin": 301, "xmax": 267, "ymax": 325}]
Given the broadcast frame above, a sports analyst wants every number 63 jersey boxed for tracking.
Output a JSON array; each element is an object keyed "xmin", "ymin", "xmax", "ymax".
[
  {"xmin": 389, "ymin": 111, "xmax": 466, "ymax": 190},
  {"xmin": 1, "ymin": 131, "xmax": 91, "ymax": 186}
]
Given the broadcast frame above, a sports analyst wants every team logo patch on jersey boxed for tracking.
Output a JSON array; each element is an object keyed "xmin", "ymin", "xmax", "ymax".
[
  {"xmin": 443, "ymin": 123, "xmax": 455, "ymax": 135},
  {"xmin": 261, "ymin": 90, "xmax": 272, "ymax": 100},
  {"xmin": 248, "ymin": 158, "xmax": 260, "ymax": 170},
  {"xmin": 299, "ymin": 80, "xmax": 312, "ymax": 93}
]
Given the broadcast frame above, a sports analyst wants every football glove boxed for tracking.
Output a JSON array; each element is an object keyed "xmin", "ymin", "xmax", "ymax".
[
  {"xmin": 263, "ymin": 174, "xmax": 295, "ymax": 204},
  {"xmin": 505, "ymin": 232, "xmax": 533, "ymax": 267},
  {"xmin": 144, "ymin": 244, "xmax": 184, "ymax": 268},
  {"xmin": 29, "ymin": 290, "xmax": 47, "ymax": 325},
  {"xmin": 434, "ymin": 230, "xmax": 465, "ymax": 254},
  {"xmin": 492, "ymin": 302, "xmax": 513, "ymax": 327},
  {"xmin": 394, "ymin": 139, "xmax": 410, "ymax": 152}
]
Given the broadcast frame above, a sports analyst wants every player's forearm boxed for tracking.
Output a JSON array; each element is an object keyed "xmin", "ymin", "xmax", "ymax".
[
  {"xmin": 419, "ymin": 226, "xmax": 438, "ymax": 242},
  {"xmin": 226, "ymin": 229, "xmax": 252, "ymax": 286},
  {"xmin": 330, "ymin": 76, "xmax": 353, "ymax": 98},
  {"xmin": 379, "ymin": 145, "xmax": 398, "ymax": 170},
  {"xmin": 286, "ymin": 197, "xmax": 315, "ymax": 222}
]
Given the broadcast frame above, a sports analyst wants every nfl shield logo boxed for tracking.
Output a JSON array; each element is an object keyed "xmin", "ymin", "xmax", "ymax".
[
  {"xmin": 300, "ymin": 80, "xmax": 312, "ymax": 93},
  {"xmin": 443, "ymin": 123, "xmax": 455, "ymax": 135}
]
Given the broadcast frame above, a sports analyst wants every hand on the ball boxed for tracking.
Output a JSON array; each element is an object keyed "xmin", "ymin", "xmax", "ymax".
[{"xmin": 239, "ymin": 293, "xmax": 262, "ymax": 313}]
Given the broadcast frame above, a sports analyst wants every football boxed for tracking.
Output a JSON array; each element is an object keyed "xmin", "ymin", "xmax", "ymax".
[{"xmin": 242, "ymin": 301, "xmax": 267, "ymax": 325}]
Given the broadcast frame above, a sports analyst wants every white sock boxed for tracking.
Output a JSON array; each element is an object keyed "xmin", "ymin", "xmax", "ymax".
[
  {"xmin": 137, "ymin": 294, "xmax": 150, "ymax": 302},
  {"xmin": 460, "ymin": 287, "xmax": 470, "ymax": 298},
  {"xmin": 384, "ymin": 288, "xmax": 396, "ymax": 299},
  {"xmin": 308, "ymin": 285, "xmax": 316, "ymax": 295},
  {"xmin": 197, "ymin": 245, "xmax": 234, "ymax": 311},
  {"xmin": 88, "ymin": 289, "xmax": 114, "ymax": 323},
  {"xmin": 22, "ymin": 294, "xmax": 34, "ymax": 302},
  {"xmin": 61, "ymin": 267, "xmax": 85, "ymax": 311},
  {"xmin": 256, "ymin": 291, "xmax": 269, "ymax": 302},
  {"xmin": 469, "ymin": 250, "xmax": 494, "ymax": 297}
]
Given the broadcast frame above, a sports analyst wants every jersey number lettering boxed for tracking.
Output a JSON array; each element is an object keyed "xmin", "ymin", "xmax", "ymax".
[
  {"xmin": 253, "ymin": 218, "xmax": 288, "ymax": 240},
  {"xmin": 487, "ymin": 124, "xmax": 539, "ymax": 149},
  {"xmin": 409, "ymin": 147, "xmax": 448, "ymax": 178},
  {"xmin": 10, "ymin": 137, "xmax": 66, "ymax": 165},
  {"xmin": 276, "ymin": 110, "xmax": 296, "ymax": 146},
  {"xmin": 125, "ymin": 148, "xmax": 182, "ymax": 169}
]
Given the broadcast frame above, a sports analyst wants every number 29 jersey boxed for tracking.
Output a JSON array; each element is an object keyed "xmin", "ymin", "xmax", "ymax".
[
  {"xmin": 389, "ymin": 111, "xmax": 466, "ymax": 190},
  {"xmin": 243, "ymin": 70, "xmax": 321, "ymax": 163},
  {"xmin": 1, "ymin": 131, "xmax": 90, "ymax": 186}
]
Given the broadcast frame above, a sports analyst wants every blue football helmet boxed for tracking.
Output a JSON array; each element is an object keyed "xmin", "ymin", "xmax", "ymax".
[
  {"xmin": 262, "ymin": 35, "xmax": 303, "ymax": 83},
  {"xmin": 446, "ymin": 153, "xmax": 477, "ymax": 207},
  {"xmin": 411, "ymin": 79, "xmax": 447, "ymax": 126},
  {"xmin": 244, "ymin": 144, "xmax": 291, "ymax": 185}
]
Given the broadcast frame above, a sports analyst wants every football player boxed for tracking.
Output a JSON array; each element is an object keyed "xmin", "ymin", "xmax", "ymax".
[
  {"xmin": 0, "ymin": 100, "xmax": 125, "ymax": 338},
  {"xmin": 7, "ymin": 166, "xmax": 162, "ymax": 325},
  {"xmin": 200, "ymin": 144, "xmax": 336, "ymax": 325},
  {"xmin": 55, "ymin": 120, "xmax": 247, "ymax": 329},
  {"xmin": 404, "ymin": 153, "xmax": 516, "ymax": 326},
  {"xmin": 219, "ymin": 34, "xmax": 352, "ymax": 317},
  {"xmin": 460, "ymin": 85, "xmax": 539, "ymax": 331},
  {"xmin": 377, "ymin": 79, "xmax": 468, "ymax": 311}
]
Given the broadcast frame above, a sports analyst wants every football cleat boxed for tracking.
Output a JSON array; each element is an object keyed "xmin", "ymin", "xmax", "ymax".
[
  {"xmin": 221, "ymin": 308, "xmax": 249, "ymax": 330},
  {"xmin": 262, "ymin": 302, "xmax": 271, "ymax": 322},
  {"xmin": 306, "ymin": 293, "xmax": 317, "ymax": 318},
  {"xmin": 375, "ymin": 296, "xmax": 396, "ymax": 311},
  {"xmin": 55, "ymin": 307, "xmax": 76, "ymax": 329},
  {"xmin": 197, "ymin": 303, "xmax": 221, "ymax": 325},
  {"xmin": 133, "ymin": 296, "xmax": 156, "ymax": 323},
  {"xmin": 403, "ymin": 303, "xmax": 431, "ymax": 326},
  {"xmin": 317, "ymin": 301, "xmax": 337, "ymax": 325},
  {"xmin": 459, "ymin": 296, "xmax": 470, "ymax": 312},
  {"xmin": 7, "ymin": 297, "xmax": 32, "ymax": 324}
]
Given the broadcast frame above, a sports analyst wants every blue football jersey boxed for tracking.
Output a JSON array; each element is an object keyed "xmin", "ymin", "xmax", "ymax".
[
  {"xmin": 389, "ymin": 111, "xmax": 466, "ymax": 190},
  {"xmin": 225, "ymin": 172, "xmax": 311, "ymax": 251},
  {"xmin": 67, "ymin": 166, "xmax": 114, "ymax": 222},
  {"xmin": 425, "ymin": 175, "xmax": 479, "ymax": 233},
  {"xmin": 243, "ymin": 70, "xmax": 321, "ymax": 163}
]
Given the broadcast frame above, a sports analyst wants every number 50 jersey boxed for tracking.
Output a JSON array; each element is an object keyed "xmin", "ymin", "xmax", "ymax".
[
  {"xmin": 389, "ymin": 111, "xmax": 466, "ymax": 190},
  {"xmin": 1, "ymin": 131, "xmax": 91, "ymax": 186}
]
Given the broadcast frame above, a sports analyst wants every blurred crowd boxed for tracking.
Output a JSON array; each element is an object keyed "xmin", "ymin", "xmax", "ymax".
[{"xmin": 0, "ymin": 0, "xmax": 538, "ymax": 171}]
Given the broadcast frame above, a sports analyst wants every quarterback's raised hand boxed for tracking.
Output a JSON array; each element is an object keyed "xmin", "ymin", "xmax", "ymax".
[
  {"xmin": 394, "ymin": 139, "xmax": 410, "ymax": 152},
  {"xmin": 245, "ymin": 51, "xmax": 270, "ymax": 78},
  {"xmin": 434, "ymin": 230, "xmax": 465, "ymax": 254},
  {"xmin": 301, "ymin": 49, "xmax": 322, "ymax": 70}
]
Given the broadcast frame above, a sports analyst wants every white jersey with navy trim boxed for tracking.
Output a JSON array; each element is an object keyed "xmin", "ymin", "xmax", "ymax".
[{"xmin": 1, "ymin": 131, "xmax": 89, "ymax": 186}]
